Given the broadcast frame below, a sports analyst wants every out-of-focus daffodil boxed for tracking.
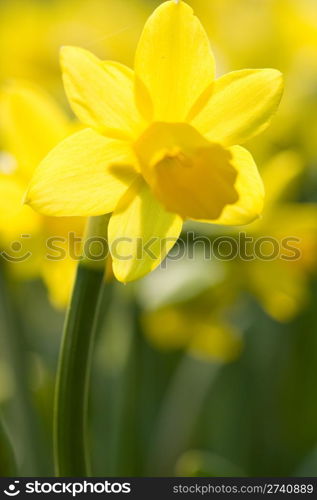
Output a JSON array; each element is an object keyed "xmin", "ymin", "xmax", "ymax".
[
  {"xmin": 192, "ymin": 0, "xmax": 317, "ymax": 163},
  {"xmin": 26, "ymin": 0, "xmax": 283, "ymax": 283},
  {"xmin": 232, "ymin": 151, "xmax": 317, "ymax": 322},
  {"xmin": 0, "ymin": 82, "xmax": 84, "ymax": 307},
  {"xmin": 143, "ymin": 304, "xmax": 242, "ymax": 363},
  {"xmin": 0, "ymin": 0, "xmax": 150, "ymax": 93}
]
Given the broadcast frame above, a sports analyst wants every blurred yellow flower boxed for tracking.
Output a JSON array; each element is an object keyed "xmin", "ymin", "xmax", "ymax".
[
  {"xmin": 0, "ymin": 0, "xmax": 150, "ymax": 92},
  {"xmin": 0, "ymin": 82, "xmax": 84, "ymax": 307},
  {"xmin": 143, "ymin": 305, "xmax": 242, "ymax": 363},
  {"xmin": 26, "ymin": 0, "xmax": 283, "ymax": 283},
  {"xmin": 192, "ymin": 0, "xmax": 317, "ymax": 163},
  {"xmin": 234, "ymin": 151, "xmax": 317, "ymax": 322}
]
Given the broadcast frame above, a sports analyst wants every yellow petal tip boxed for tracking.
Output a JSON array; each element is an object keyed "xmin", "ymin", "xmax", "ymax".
[
  {"xmin": 60, "ymin": 45, "xmax": 87, "ymax": 67},
  {"xmin": 22, "ymin": 189, "xmax": 30, "ymax": 206},
  {"xmin": 60, "ymin": 45, "xmax": 76, "ymax": 55}
]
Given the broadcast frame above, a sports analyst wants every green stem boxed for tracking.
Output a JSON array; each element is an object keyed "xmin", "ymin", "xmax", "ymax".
[{"xmin": 54, "ymin": 215, "xmax": 110, "ymax": 477}]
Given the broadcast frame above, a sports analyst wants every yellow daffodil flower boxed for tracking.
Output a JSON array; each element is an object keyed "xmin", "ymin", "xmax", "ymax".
[
  {"xmin": 0, "ymin": 82, "xmax": 84, "ymax": 307},
  {"xmin": 26, "ymin": 0, "xmax": 283, "ymax": 283}
]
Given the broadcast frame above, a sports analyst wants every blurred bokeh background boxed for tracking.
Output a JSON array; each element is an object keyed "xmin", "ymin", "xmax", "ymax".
[{"xmin": 1, "ymin": 0, "xmax": 317, "ymax": 477}]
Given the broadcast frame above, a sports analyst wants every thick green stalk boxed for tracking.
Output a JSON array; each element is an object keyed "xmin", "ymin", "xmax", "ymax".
[{"xmin": 54, "ymin": 215, "xmax": 110, "ymax": 477}]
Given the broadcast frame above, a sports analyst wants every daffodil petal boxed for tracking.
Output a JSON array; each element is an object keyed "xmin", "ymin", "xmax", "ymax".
[
  {"xmin": 190, "ymin": 69, "xmax": 283, "ymax": 146},
  {"xmin": 26, "ymin": 128, "xmax": 139, "ymax": 216},
  {"xmin": 1, "ymin": 82, "xmax": 69, "ymax": 176},
  {"xmin": 248, "ymin": 260, "xmax": 307, "ymax": 323},
  {"xmin": 135, "ymin": 0, "xmax": 215, "ymax": 122},
  {"xmin": 61, "ymin": 46, "xmax": 143, "ymax": 139},
  {"xmin": 261, "ymin": 151, "xmax": 303, "ymax": 210},
  {"xmin": 108, "ymin": 177, "xmax": 182, "ymax": 282},
  {"xmin": 209, "ymin": 146, "xmax": 264, "ymax": 225}
]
